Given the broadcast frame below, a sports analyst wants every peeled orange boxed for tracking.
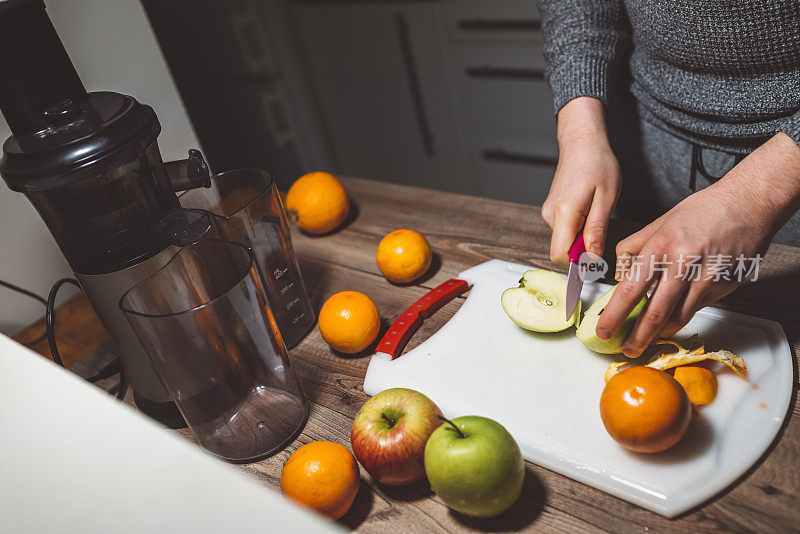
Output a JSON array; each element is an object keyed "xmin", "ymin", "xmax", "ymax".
[
  {"xmin": 673, "ymin": 364, "xmax": 718, "ymax": 406},
  {"xmin": 600, "ymin": 366, "xmax": 691, "ymax": 453}
]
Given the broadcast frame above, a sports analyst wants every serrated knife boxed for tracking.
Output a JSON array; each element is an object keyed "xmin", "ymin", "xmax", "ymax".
[{"xmin": 565, "ymin": 235, "xmax": 586, "ymax": 321}]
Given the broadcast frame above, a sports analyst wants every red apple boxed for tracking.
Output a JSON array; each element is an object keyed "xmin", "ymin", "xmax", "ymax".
[{"xmin": 350, "ymin": 387, "xmax": 442, "ymax": 486}]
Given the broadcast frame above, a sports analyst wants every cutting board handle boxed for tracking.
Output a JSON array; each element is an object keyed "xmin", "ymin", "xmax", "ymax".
[{"xmin": 377, "ymin": 279, "xmax": 471, "ymax": 359}]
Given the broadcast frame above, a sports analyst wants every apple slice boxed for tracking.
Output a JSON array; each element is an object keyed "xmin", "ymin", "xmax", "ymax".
[
  {"xmin": 576, "ymin": 284, "xmax": 647, "ymax": 354},
  {"xmin": 501, "ymin": 269, "xmax": 580, "ymax": 332}
]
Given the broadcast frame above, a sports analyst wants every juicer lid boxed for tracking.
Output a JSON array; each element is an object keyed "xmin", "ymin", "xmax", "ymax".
[
  {"xmin": 0, "ymin": 91, "xmax": 161, "ymax": 192},
  {"xmin": 0, "ymin": 0, "xmax": 164, "ymax": 192}
]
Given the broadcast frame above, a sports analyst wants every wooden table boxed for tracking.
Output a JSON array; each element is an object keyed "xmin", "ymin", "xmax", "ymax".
[{"xmin": 15, "ymin": 177, "xmax": 800, "ymax": 532}]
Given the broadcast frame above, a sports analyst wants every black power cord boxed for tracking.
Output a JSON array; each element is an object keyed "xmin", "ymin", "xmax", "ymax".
[
  {"xmin": 1, "ymin": 276, "xmax": 127, "ymax": 401},
  {"xmin": 45, "ymin": 278, "xmax": 128, "ymax": 401},
  {"xmin": 45, "ymin": 278, "xmax": 82, "ymax": 367}
]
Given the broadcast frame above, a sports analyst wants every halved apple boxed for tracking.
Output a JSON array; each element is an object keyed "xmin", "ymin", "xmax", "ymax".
[
  {"xmin": 576, "ymin": 285, "xmax": 647, "ymax": 354},
  {"xmin": 501, "ymin": 270, "xmax": 580, "ymax": 332}
]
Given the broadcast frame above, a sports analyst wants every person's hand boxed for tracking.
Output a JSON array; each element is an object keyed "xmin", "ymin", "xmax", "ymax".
[
  {"xmin": 597, "ymin": 132, "xmax": 800, "ymax": 357},
  {"xmin": 542, "ymin": 97, "xmax": 621, "ymax": 264}
]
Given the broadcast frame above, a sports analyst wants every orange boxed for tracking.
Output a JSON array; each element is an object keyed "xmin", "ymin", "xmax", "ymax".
[
  {"xmin": 673, "ymin": 364, "xmax": 718, "ymax": 406},
  {"xmin": 280, "ymin": 441, "xmax": 360, "ymax": 520},
  {"xmin": 376, "ymin": 229, "xmax": 432, "ymax": 284},
  {"xmin": 318, "ymin": 291, "xmax": 381, "ymax": 354},
  {"xmin": 285, "ymin": 172, "xmax": 350, "ymax": 234},
  {"xmin": 600, "ymin": 366, "xmax": 691, "ymax": 453}
]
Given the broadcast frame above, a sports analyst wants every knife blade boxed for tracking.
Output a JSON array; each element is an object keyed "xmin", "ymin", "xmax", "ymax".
[{"xmin": 565, "ymin": 235, "xmax": 586, "ymax": 321}]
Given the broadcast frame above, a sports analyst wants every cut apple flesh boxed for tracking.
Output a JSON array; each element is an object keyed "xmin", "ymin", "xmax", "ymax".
[
  {"xmin": 576, "ymin": 284, "xmax": 647, "ymax": 354},
  {"xmin": 501, "ymin": 269, "xmax": 580, "ymax": 332}
]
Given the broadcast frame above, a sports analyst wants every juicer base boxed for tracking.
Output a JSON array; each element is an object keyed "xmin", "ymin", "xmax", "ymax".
[{"xmin": 134, "ymin": 393, "xmax": 187, "ymax": 429}]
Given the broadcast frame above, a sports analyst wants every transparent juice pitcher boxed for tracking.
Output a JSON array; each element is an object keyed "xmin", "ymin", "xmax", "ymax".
[
  {"xmin": 179, "ymin": 169, "xmax": 315, "ymax": 348},
  {"xmin": 120, "ymin": 239, "xmax": 307, "ymax": 462}
]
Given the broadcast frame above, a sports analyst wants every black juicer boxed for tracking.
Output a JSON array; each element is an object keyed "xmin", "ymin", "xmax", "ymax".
[{"xmin": 0, "ymin": 0, "xmax": 211, "ymax": 424}]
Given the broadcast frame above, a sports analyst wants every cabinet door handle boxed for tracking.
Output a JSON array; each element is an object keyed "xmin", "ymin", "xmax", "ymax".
[
  {"xmin": 394, "ymin": 12, "xmax": 435, "ymax": 158},
  {"xmin": 466, "ymin": 66, "xmax": 544, "ymax": 81},
  {"xmin": 481, "ymin": 149, "xmax": 557, "ymax": 167},
  {"xmin": 458, "ymin": 19, "xmax": 541, "ymax": 32}
]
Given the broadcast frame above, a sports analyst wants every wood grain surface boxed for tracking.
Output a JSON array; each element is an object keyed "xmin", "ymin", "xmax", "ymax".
[
  {"xmin": 14, "ymin": 293, "xmax": 108, "ymax": 368},
  {"xmin": 18, "ymin": 177, "xmax": 800, "ymax": 533}
]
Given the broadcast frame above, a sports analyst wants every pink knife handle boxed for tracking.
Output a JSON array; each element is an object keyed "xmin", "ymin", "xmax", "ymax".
[
  {"xmin": 568, "ymin": 235, "xmax": 586, "ymax": 263},
  {"xmin": 377, "ymin": 279, "xmax": 471, "ymax": 360}
]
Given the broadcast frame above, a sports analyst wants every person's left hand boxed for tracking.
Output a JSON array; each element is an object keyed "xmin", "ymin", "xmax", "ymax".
[{"xmin": 596, "ymin": 132, "xmax": 800, "ymax": 358}]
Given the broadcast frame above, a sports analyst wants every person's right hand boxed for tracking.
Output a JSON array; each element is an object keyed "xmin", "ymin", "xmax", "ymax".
[{"xmin": 541, "ymin": 97, "xmax": 621, "ymax": 264}]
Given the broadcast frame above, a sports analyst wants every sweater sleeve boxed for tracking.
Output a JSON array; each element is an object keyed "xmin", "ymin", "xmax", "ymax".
[
  {"xmin": 538, "ymin": 0, "xmax": 629, "ymax": 114},
  {"xmin": 780, "ymin": 110, "xmax": 800, "ymax": 146}
]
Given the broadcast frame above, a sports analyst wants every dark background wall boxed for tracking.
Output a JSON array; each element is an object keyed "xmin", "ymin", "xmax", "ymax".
[{"xmin": 142, "ymin": 0, "xmax": 557, "ymax": 200}]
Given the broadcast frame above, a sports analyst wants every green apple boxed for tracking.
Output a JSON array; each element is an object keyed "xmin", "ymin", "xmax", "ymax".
[
  {"xmin": 576, "ymin": 284, "xmax": 648, "ymax": 354},
  {"xmin": 501, "ymin": 269, "xmax": 580, "ymax": 332},
  {"xmin": 424, "ymin": 416, "xmax": 524, "ymax": 518}
]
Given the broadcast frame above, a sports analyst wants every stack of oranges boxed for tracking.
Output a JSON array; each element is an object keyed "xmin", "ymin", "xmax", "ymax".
[
  {"xmin": 285, "ymin": 172, "xmax": 434, "ymax": 357},
  {"xmin": 313, "ymin": 229, "xmax": 432, "ymax": 356},
  {"xmin": 286, "ymin": 173, "xmax": 432, "ymax": 283},
  {"xmin": 281, "ymin": 170, "xmax": 739, "ymax": 522},
  {"xmin": 280, "ymin": 173, "xmax": 437, "ymax": 520}
]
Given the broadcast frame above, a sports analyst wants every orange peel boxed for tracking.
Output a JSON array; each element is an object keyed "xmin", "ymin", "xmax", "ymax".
[{"xmin": 605, "ymin": 335, "xmax": 747, "ymax": 381}]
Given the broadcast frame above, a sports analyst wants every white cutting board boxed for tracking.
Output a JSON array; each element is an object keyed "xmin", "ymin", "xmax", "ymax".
[{"xmin": 363, "ymin": 259, "xmax": 793, "ymax": 517}]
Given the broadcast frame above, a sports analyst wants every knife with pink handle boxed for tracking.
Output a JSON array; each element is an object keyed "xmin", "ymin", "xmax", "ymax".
[{"xmin": 565, "ymin": 235, "xmax": 586, "ymax": 321}]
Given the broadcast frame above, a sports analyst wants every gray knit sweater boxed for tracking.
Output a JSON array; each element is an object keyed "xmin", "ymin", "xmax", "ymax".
[{"xmin": 538, "ymin": 0, "xmax": 800, "ymax": 150}]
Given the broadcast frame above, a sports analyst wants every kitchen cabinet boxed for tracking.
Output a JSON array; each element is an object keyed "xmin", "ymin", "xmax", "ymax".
[
  {"xmin": 143, "ymin": 0, "xmax": 335, "ymax": 189},
  {"xmin": 291, "ymin": 0, "xmax": 557, "ymax": 205},
  {"xmin": 441, "ymin": 0, "xmax": 557, "ymax": 205},
  {"xmin": 449, "ymin": 42, "xmax": 557, "ymax": 204},
  {"xmin": 146, "ymin": 0, "xmax": 558, "ymax": 204},
  {"xmin": 292, "ymin": 2, "xmax": 471, "ymax": 193},
  {"xmin": 440, "ymin": 0, "xmax": 544, "ymax": 44}
]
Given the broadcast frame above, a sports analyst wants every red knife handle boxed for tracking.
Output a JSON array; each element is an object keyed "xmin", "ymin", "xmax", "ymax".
[
  {"xmin": 377, "ymin": 279, "xmax": 471, "ymax": 360},
  {"xmin": 568, "ymin": 234, "xmax": 586, "ymax": 263}
]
